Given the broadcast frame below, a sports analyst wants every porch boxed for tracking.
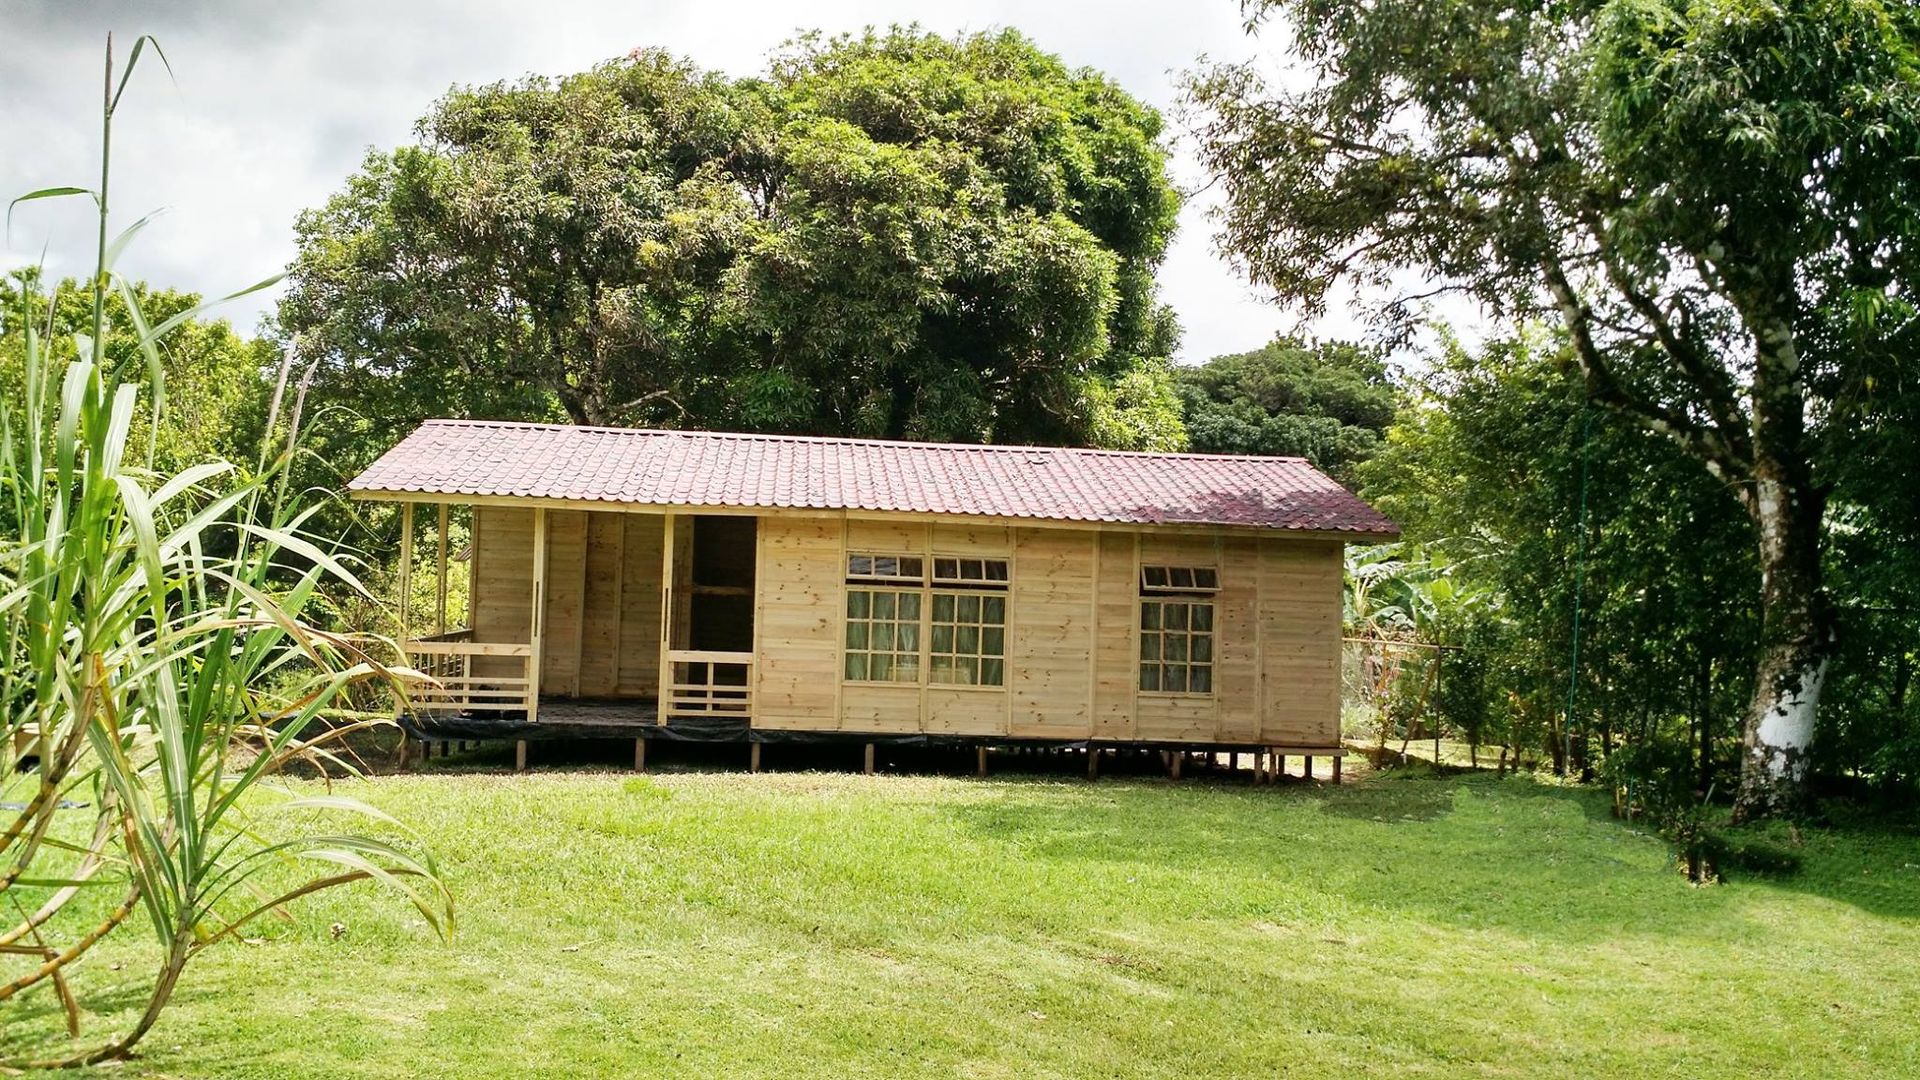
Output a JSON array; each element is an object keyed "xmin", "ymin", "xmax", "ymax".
[{"xmin": 393, "ymin": 500, "xmax": 758, "ymax": 738}]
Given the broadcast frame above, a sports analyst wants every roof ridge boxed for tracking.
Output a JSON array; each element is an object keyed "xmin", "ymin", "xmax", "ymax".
[{"xmin": 417, "ymin": 418, "xmax": 1315, "ymax": 465}]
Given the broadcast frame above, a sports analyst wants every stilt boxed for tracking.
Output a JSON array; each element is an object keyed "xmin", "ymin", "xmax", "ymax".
[
  {"xmin": 514, "ymin": 740, "xmax": 527, "ymax": 772},
  {"xmin": 750, "ymin": 741, "xmax": 762, "ymax": 773},
  {"xmin": 419, "ymin": 739, "xmax": 431, "ymax": 762},
  {"xmin": 1253, "ymin": 748, "xmax": 1266, "ymax": 783},
  {"xmin": 976, "ymin": 745, "xmax": 988, "ymax": 778},
  {"xmin": 1087, "ymin": 745, "xmax": 1100, "ymax": 781},
  {"xmin": 1304, "ymin": 755, "xmax": 1314, "ymax": 782},
  {"xmin": 1333, "ymin": 755, "xmax": 1343, "ymax": 785},
  {"xmin": 863, "ymin": 743, "xmax": 875, "ymax": 776},
  {"xmin": 1170, "ymin": 751, "xmax": 1183, "ymax": 780},
  {"xmin": 634, "ymin": 738, "xmax": 646, "ymax": 773}
]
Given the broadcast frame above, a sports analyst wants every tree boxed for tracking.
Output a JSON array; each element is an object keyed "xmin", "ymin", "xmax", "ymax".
[
  {"xmin": 1175, "ymin": 336, "xmax": 1397, "ymax": 484},
  {"xmin": 279, "ymin": 28, "xmax": 1186, "ymax": 486},
  {"xmin": 1186, "ymin": 0, "xmax": 1920, "ymax": 817},
  {"xmin": 1, "ymin": 270, "xmax": 273, "ymax": 475},
  {"xmin": 1362, "ymin": 329, "xmax": 1759, "ymax": 784}
]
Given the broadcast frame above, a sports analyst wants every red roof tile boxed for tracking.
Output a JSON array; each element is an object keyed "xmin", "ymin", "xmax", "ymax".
[{"xmin": 347, "ymin": 420, "xmax": 1400, "ymax": 537}]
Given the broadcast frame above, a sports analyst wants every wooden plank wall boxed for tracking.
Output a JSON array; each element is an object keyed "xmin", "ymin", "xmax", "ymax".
[
  {"xmin": 469, "ymin": 506, "xmax": 663, "ymax": 697},
  {"xmin": 1008, "ymin": 528, "xmax": 1095, "ymax": 739},
  {"xmin": 759, "ymin": 517, "xmax": 1341, "ymax": 746},
  {"xmin": 1256, "ymin": 536, "xmax": 1344, "ymax": 745},
  {"xmin": 753, "ymin": 516, "xmax": 841, "ymax": 729},
  {"xmin": 470, "ymin": 504, "xmax": 1345, "ymax": 744}
]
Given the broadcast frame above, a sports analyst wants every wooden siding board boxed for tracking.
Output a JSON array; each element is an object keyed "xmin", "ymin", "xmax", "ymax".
[
  {"xmin": 753, "ymin": 516, "xmax": 842, "ymax": 730},
  {"xmin": 1009, "ymin": 528, "xmax": 1095, "ymax": 739},
  {"xmin": 1257, "ymin": 537, "xmax": 1343, "ymax": 745}
]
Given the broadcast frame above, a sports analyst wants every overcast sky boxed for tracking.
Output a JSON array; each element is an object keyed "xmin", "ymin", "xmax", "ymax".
[{"xmin": 4, "ymin": 0, "xmax": 1391, "ymax": 363}]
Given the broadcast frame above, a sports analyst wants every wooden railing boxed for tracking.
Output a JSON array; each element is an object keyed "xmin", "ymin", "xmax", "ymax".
[
  {"xmin": 663, "ymin": 650, "xmax": 754, "ymax": 722},
  {"xmin": 403, "ymin": 629, "xmax": 535, "ymax": 716}
]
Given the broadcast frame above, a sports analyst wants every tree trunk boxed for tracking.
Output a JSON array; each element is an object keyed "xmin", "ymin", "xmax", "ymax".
[{"xmin": 1732, "ymin": 465, "xmax": 1831, "ymax": 821}]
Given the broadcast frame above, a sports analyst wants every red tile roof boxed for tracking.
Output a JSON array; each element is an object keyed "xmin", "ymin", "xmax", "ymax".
[{"xmin": 347, "ymin": 420, "xmax": 1399, "ymax": 537}]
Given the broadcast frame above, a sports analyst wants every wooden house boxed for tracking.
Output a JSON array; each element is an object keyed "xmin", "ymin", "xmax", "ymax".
[{"xmin": 348, "ymin": 420, "xmax": 1398, "ymax": 776}]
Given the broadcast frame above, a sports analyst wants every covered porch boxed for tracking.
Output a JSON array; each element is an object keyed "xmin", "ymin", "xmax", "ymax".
[{"xmin": 391, "ymin": 500, "xmax": 759, "ymax": 749}]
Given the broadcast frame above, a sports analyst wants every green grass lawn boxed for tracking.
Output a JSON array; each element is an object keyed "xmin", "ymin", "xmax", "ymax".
[{"xmin": 5, "ymin": 755, "xmax": 1918, "ymax": 1078}]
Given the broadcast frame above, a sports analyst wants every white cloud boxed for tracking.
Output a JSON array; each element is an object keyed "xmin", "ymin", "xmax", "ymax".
[{"xmin": 3, "ymin": 0, "xmax": 1418, "ymax": 359}]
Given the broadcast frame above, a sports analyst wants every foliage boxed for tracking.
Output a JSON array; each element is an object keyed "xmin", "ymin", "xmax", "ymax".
[
  {"xmin": 1185, "ymin": 0, "xmax": 1920, "ymax": 817},
  {"xmin": 0, "ymin": 269, "xmax": 273, "ymax": 477},
  {"xmin": 1176, "ymin": 336, "xmax": 1398, "ymax": 484},
  {"xmin": 1360, "ymin": 329, "xmax": 1760, "ymax": 784},
  {"xmin": 0, "ymin": 37, "xmax": 449, "ymax": 1064},
  {"xmin": 279, "ymin": 27, "xmax": 1187, "ymax": 498}
]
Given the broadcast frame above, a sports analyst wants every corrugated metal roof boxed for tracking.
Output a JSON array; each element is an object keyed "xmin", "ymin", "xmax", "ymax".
[{"xmin": 346, "ymin": 420, "xmax": 1400, "ymax": 536}]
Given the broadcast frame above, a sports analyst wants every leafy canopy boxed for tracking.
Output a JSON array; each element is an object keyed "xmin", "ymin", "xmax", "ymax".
[
  {"xmin": 1175, "ymin": 336, "xmax": 1398, "ymax": 484},
  {"xmin": 280, "ymin": 27, "xmax": 1186, "ymax": 485}
]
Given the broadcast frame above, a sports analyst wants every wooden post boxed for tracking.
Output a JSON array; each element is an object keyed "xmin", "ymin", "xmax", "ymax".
[
  {"xmin": 1304, "ymin": 754, "xmax": 1314, "ymax": 782},
  {"xmin": 397, "ymin": 503, "xmax": 414, "ymax": 646},
  {"xmin": 1253, "ymin": 748, "xmax": 1266, "ymax": 783},
  {"xmin": 657, "ymin": 512, "xmax": 676, "ymax": 726},
  {"xmin": 749, "ymin": 741, "xmax": 761, "ymax": 774},
  {"xmin": 1170, "ymin": 751, "xmax": 1182, "ymax": 780},
  {"xmin": 863, "ymin": 743, "xmax": 875, "ymax": 775},
  {"xmin": 1333, "ymin": 755, "xmax": 1342, "ymax": 785},
  {"xmin": 1087, "ymin": 745, "xmax": 1100, "ymax": 781},
  {"xmin": 514, "ymin": 739, "xmax": 527, "ymax": 772},
  {"xmin": 527, "ymin": 507, "xmax": 548, "ymax": 725},
  {"xmin": 634, "ymin": 738, "xmax": 646, "ymax": 773},
  {"xmin": 435, "ymin": 502, "xmax": 449, "ymax": 635},
  {"xmin": 976, "ymin": 745, "xmax": 988, "ymax": 778}
]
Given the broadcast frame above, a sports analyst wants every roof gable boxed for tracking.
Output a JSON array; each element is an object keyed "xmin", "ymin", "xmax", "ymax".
[{"xmin": 347, "ymin": 420, "xmax": 1400, "ymax": 537}]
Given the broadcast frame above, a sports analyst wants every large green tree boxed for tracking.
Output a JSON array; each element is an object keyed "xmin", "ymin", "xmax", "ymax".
[
  {"xmin": 1187, "ymin": 0, "xmax": 1920, "ymax": 817},
  {"xmin": 2, "ymin": 270, "xmax": 272, "ymax": 473},
  {"xmin": 1175, "ymin": 336, "xmax": 1397, "ymax": 484},
  {"xmin": 1364, "ymin": 329, "xmax": 1759, "ymax": 783},
  {"xmin": 279, "ymin": 28, "xmax": 1185, "ymax": 482}
]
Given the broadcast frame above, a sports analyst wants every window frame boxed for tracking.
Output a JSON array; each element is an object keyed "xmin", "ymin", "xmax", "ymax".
[
  {"xmin": 1137, "ymin": 565, "xmax": 1218, "ymax": 698},
  {"xmin": 843, "ymin": 551, "xmax": 1010, "ymax": 690}
]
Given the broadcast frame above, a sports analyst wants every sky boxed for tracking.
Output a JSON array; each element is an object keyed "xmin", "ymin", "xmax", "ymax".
[{"xmin": 3, "ymin": 0, "xmax": 1394, "ymax": 364}]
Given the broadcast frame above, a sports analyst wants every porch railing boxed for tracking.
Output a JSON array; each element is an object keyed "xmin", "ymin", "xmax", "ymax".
[
  {"xmin": 403, "ymin": 629, "xmax": 535, "ymax": 715},
  {"xmin": 663, "ymin": 650, "xmax": 754, "ymax": 722}
]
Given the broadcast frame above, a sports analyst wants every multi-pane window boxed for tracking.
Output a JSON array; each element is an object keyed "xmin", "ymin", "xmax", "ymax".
[
  {"xmin": 1140, "ymin": 566, "xmax": 1217, "ymax": 694},
  {"xmin": 930, "ymin": 592, "xmax": 1006, "ymax": 686},
  {"xmin": 845, "ymin": 588, "xmax": 922, "ymax": 682},
  {"xmin": 846, "ymin": 552, "xmax": 1008, "ymax": 686}
]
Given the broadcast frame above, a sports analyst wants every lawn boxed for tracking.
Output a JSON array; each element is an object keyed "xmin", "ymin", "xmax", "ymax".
[{"xmin": 5, "ymin": 753, "xmax": 1918, "ymax": 1078}]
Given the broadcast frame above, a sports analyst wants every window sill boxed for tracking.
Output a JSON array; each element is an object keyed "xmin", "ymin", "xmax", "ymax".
[{"xmin": 1136, "ymin": 691, "xmax": 1216, "ymax": 700}]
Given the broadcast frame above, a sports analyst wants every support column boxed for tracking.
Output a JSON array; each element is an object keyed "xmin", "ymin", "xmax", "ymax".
[
  {"xmin": 1333, "ymin": 756, "xmax": 1343, "ymax": 785},
  {"xmin": 527, "ymin": 507, "xmax": 548, "ymax": 725},
  {"xmin": 634, "ymin": 738, "xmax": 646, "ymax": 773},
  {"xmin": 435, "ymin": 502, "xmax": 449, "ymax": 635},
  {"xmin": 750, "ymin": 741, "xmax": 762, "ymax": 774},
  {"xmin": 1304, "ymin": 755, "xmax": 1314, "ymax": 782},
  {"xmin": 514, "ymin": 739, "xmax": 527, "ymax": 772},
  {"xmin": 397, "ymin": 503, "xmax": 414, "ymax": 647},
  {"xmin": 976, "ymin": 745, "xmax": 988, "ymax": 778},
  {"xmin": 1087, "ymin": 745, "xmax": 1100, "ymax": 781},
  {"xmin": 658, "ymin": 512, "xmax": 676, "ymax": 727},
  {"xmin": 1170, "ymin": 752, "xmax": 1183, "ymax": 780},
  {"xmin": 863, "ymin": 743, "xmax": 875, "ymax": 775}
]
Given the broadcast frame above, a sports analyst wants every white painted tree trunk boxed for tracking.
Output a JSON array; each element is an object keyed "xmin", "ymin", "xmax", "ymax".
[{"xmin": 1734, "ymin": 471, "xmax": 1830, "ymax": 820}]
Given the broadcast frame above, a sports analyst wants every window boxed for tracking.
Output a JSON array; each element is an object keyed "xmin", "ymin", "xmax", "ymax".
[
  {"xmin": 1139, "ymin": 566, "xmax": 1217, "ymax": 694},
  {"xmin": 931, "ymin": 592, "xmax": 1006, "ymax": 686},
  {"xmin": 845, "ymin": 588, "xmax": 921, "ymax": 682},
  {"xmin": 845, "ymin": 552, "xmax": 1008, "ymax": 686}
]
